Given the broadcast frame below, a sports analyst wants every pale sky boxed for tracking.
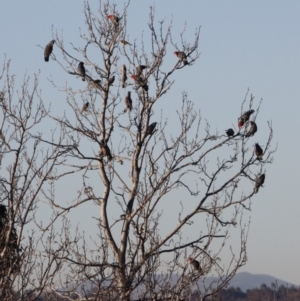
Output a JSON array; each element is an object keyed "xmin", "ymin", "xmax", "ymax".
[{"xmin": 0, "ymin": 1, "xmax": 299, "ymax": 285}]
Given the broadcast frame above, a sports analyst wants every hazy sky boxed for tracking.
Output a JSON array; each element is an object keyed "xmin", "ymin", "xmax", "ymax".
[{"xmin": 0, "ymin": 0, "xmax": 299, "ymax": 285}]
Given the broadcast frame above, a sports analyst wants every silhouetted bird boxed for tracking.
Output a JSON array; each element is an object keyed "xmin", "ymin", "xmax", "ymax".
[
  {"xmin": 121, "ymin": 65, "xmax": 127, "ymax": 88},
  {"xmin": 99, "ymin": 143, "xmax": 112, "ymax": 161},
  {"xmin": 0, "ymin": 129, "xmax": 5, "ymax": 143},
  {"xmin": 131, "ymin": 75, "xmax": 148, "ymax": 91},
  {"xmin": 238, "ymin": 109, "xmax": 255, "ymax": 129},
  {"xmin": 238, "ymin": 119, "xmax": 245, "ymax": 129},
  {"xmin": 81, "ymin": 102, "xmax": 89, "ymax": 114},
  {"xmin": 44, "ymin": 40, "xmax": 55, "ymax": 62},
  {"xmin": 255, "ymin": 143, "xmax": 263, "ymax": 160},
  {"xmin": 136, "ymin": 65, "xmax": 147, "ymax": 76},
  {"xmin": 146, "ymin": 122, "xmax": 157, "ymax": 136},
  {"xmin": 239, "ymin": 109, "xmax": 255, "ymax": 123},
  {"xmin": 188, "ymin": 257, "xmax": 202, "ymax": 272},
  {"xmin": 120, "ymin": 39, "xmax": 131, "ymax": 46},
  {"xmin": 90, "ymin": 79, "xmax": 102, "ymax": 90},
  {"xmin": 174, "ymin": 51, "xmax": 188, "ymax": 65},
  {"xmin": 225, "ymin": 128, "xmax": 235, "ymax": 137},
  {"xmin": 107, "ymin": 14, "xmax": 119, "ymax": 28},
  {"xmin": 77, "ymin": 62, "xmax": 86, "ymax": 81},
  {"xmin": 124, "ymin": 91, "xmax": 132, "ymax": 112},
  {"xmin": 245, "ymin": 121, "xmax": 257, "ymax": 137},
  {"xmin": 255, "ymin": 174, "xmax": 265, "ymax": 193},
  {"xmin": 108, "ymin": 76, "xmax": 115, "ymax": 86}
]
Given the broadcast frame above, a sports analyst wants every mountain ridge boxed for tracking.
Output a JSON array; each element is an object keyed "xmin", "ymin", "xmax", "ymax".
[
  {"xmin": 60, "ymin": 271, "xmax": 297, "ymax": 294},
  {"xmin": 225, "ymin": 271, "xmax": 297, "ymax": 292}
]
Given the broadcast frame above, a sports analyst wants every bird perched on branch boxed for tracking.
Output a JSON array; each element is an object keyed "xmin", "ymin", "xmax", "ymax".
[
  {"xmin": 146, "ymin": 122, "xmax": 157, "ymax": 136},
  {"xmin": 238, "ymin": 110, "xmax": 255, "ymax": 129},
  {"xmin": 90, "ymin": 79, "xmax": 102, "ymax": 90},
  {"xmin": 99, "ymin": 143, "xmax": 112, "ymax": 161},
  {"xmin": 255, "ymin": 143, "xmax": 263, "ymax": 160},
  {"xmin": 136, "ymin": 65, "xmax": 147, "ymax": 76},
  {"xmin": 174, "ymin": 51, "xmax": 188, "ymax": 65},
  {"xmin": 108, "ymin": 76, "xmax": 115, "ymax": 86},
  {"xmin": 238, "ymin": 119, "xmax": 245, "ymax": 129},
  {"xmin": 120, "ymin": 39, "xmax": 131, "ymax": 46},
  {"xmin": 225, "ymin": 128, "xmax": 235, "ymax": 138},
  {"xmin": 240, "ymin": 109, "xmax": 255, "ymax": 123},
  {"xmin": 44, "ymin": 40, "xmax": 55, "ymax": 62},
  {"xmin": 0, "ymin": 129, "xmax": 5, "ymax": 143},
  {"xmin": 255, "ymin": 174, "xmax": 265, "ymax": 193},
  {"xmin": 124, "ymin": 91, "xmax": 132, "ymax": 112},
  {"xmin": 107, "ymin": 14, "xmax": 119, "ymax": 27},
  {"xmin": 245, "ymin": 121, "xmax": 257, "ymax": 137},
  {"xmin": 131, "ymin": 75, "xmax": 148, "ymax": 92},
  {"xmin": 188, "ymin": 257, "xmax": 202, "ymax": 272},
  {"xmin": 121, "ymin": 65, "xmax": 127, "ymax": 88},
  {"xmin": 77, "ymin": 62, "xmax": 86, "ymax": 81},
  {"xmin": 81, "ymin": 102, "xmax": 89, "ymax": 114}
]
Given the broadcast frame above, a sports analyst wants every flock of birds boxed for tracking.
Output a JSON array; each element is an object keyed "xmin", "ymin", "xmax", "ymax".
[
  {"xmin": 43, "ymin": 14, "xmax": 191, "ymax": 109},
  {"xmin": 225, "ymin": 109, "xmax": 265, "ymax": 195},
  {"xmin": 44, "ymin": 14, "xmax": 265, "ymax": 274},
  {"xmin": 189, "ymin": 110, "xmax": 266, "ymax": 271},
  {"xmin": 43, "ymin": 14, "xmax": 190, "ymax": 165}
]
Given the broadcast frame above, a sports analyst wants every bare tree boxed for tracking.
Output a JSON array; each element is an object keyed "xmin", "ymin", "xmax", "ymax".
[
  {"xmin": 0, "ymin": 59, "xmax": 72, "ymax": 301},
  {"xmin": 0, "ymin": 1, "xmax": 275, "ymax": 301}
]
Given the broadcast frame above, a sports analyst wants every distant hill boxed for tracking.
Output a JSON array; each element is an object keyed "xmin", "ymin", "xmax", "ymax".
[
  {"xmin": 60, "ymin": 271, "xmax": 297, "ymax": 295},
  {"xmin": 226, "ymin": 272, "xmax": 297, "ymax": 292}
]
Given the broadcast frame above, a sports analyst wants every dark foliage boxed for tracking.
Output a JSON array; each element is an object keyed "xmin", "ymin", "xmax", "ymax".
[
  {"xmin": 206, "ymin": 283, "xmax": 300, "ymax": 301},
  {"xmin": 0, "ymin": 204, "xmax": 21, "ymax": 300}
]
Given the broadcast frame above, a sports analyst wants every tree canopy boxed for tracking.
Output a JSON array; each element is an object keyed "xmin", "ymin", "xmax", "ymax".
[{"xmin": 0, "ymin": 1, "xmax": 275, "ymax": 301}]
